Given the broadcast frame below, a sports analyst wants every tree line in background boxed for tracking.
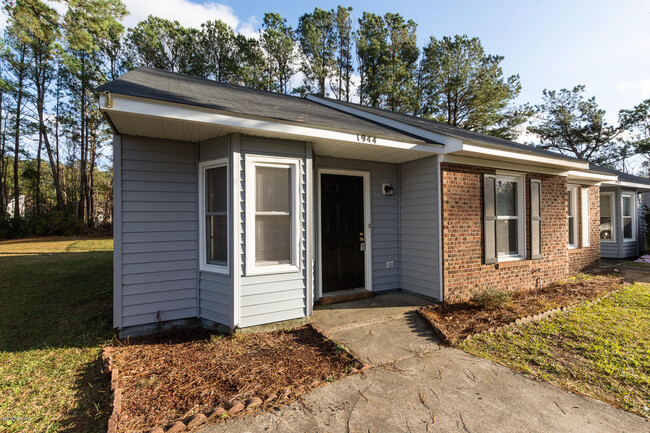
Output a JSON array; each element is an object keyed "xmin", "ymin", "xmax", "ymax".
[{"xmin": 1, "ymin": 0, "xmax": 649, "ymax": 238}]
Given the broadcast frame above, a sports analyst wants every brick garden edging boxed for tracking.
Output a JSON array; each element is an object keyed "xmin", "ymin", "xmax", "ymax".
[
  {"xmin": 419, "ymin": 288, "xmax": 621, "ymax": 346},
  {"xmin": 101, "ymin": 324, "xmax": 369, "ymax": 433}
]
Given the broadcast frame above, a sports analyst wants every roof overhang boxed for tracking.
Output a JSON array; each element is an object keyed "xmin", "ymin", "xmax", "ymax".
[
  {"xmin": 306, "ymin": 95, "xmax": 589, "ymax": 171},
  {"xmin": 98, "ymin": 93, "xmax": 444, "ymax": 163},
  {"xmin": 455, "ymin": 142, "xmax": 589, "ymax": 170},
  {"xmin": 601, "ymin": 180, "xmax": 650, "ymax": 191},
  {"xmin": 567, "ymin": 170, "xmax": 618, "ymax": 183}
]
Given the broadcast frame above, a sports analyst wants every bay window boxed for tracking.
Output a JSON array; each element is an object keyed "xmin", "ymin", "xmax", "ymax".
[
  {"xmin": 600, "ymin": 192, "xmax": 615, "ymax": 241},
  {"xmin": 622, "ymin": 193, "xmax": 635, "ymax": 241},
  {"xmin": 200, "ymin": 159, "xmax": 229, "ymax": 273},
  {"xmin": 246, "ymin": 156, "xmax": 300, "ymax": 274}
]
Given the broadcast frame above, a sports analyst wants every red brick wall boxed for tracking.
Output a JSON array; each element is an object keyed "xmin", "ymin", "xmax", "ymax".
[
  {"xmin": 440, "ymin": 163, "xmax": 599, "ymax": 302},
  {"xmin": 568, "ymin": 186, "xmax": 601, "ymax": 274}
]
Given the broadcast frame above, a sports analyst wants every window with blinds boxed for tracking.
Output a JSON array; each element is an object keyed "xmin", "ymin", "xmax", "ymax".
[
  {"xmin": 200, "ymin": 160, "xmax": 229, "ymax": 273},
  {"xmin": 245, "ymin": 156, "xmax": 300, "ymax": 274},
  {"xmin": 255, "ymin": 166, "xmax": 292, "ymax": 265},
  {"xmin": 600, "ymin": 192, "xmax": 615, "ymax": 241},
  {"xmin": 622, "ymin": 193, "xmax": 635, "ymax": 240},
  {"xmin": 206, "ymin": 165, "xmax": 228, "ymax": 266}
]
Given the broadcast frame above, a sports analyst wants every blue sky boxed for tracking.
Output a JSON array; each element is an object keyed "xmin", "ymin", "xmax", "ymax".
[{"xmin": 176, "ymin": 0, "xmax": 650, "ymax": 123}]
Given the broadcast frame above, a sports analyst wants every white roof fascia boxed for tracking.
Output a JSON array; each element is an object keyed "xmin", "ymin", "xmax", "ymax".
[
  {"xmin": 567, "ymin": 170, "xmax": 618, "ymax": 183},
  {"xmin": 100, "ymin": 93, "xmax": 443, "ymax": 154},
  {"xmin": 307, "ymin": 95, "xmax": 593, "ymax": 170},
  {"xmin": 439, "ymin": 154, "xmax": 569, "ymax": 176},
  {"xmin": 459, "ymin": 143, "xmax": 589, "ymax": 170},
  {"xmin": 601, "ymin": 180, "xmax": 650, "ymax": 191},
  {"xmin": 306, "ymin": 94, "xmax": 463, "ymax": 151}
]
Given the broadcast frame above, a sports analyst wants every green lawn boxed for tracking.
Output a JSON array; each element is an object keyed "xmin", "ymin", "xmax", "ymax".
[
  {"xmin": 461, "ymin": 283, "xmax": 650, "ymax": 418},
  {"xmin": 0, "ymin": 237, "xmax": 114, "ymax": 433}
]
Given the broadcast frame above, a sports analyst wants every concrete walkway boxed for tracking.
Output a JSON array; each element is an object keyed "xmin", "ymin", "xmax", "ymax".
[{"xmin": 201, "ymin": 292, "xmax": 648, "ymax": 433}]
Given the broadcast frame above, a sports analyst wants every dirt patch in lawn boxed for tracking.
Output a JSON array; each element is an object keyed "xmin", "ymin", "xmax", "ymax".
[
  {"xmin": 420, "ymin": 274, "xmax": 623, "ymax": 345},
  {"xmin": 111, "ymin": 325, "xmax": 360, "ymax": 432}
]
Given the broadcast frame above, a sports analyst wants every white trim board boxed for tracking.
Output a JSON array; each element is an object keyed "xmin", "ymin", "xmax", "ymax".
[
  {"xmin": 316, "ymin": 168, "xmax": 373, "ymax": 300},
  {"xmin": 306, "ymin": 95, "xmax": 462, "ymax": 149},
  {"xmin": 457, "ymin": 144, "xmax": 588, "ymax": 170},
  {"xmin": 99, "ymin": 94, "xmax": 441, "ymax": 154},
  {"xmin": 440, "ymin": 154, "xmax": 572, "ymax": 176},
  {"xmin": 231, "ymin": 134, "xmax": 241, "ymax": 328},
  {"xmin": 244, "ymin": 154, "xmax": 302, "ymax": 276},
  {"xmin": 113, "ymin": 135, "xmax": 123, "ymax": 329},
  {"xmin": 306, "ymin": 95, "xmax": 588, "ymax": 170},
  {"xmin": 198, "ymin": 158, "xmax": 230, "ymax": 275}
]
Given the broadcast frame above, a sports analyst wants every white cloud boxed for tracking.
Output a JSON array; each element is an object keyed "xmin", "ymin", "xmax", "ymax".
[
  {"xmin": 122, "ymin": 0, "xmax": 256, "ymax": 35},
  {"xmin": 615, "ymin": 78, "xmax": 650, "ymax": 99}
]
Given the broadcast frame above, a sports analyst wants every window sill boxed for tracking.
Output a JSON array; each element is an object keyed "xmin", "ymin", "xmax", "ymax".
[
  {"xmin": 496, "ymin": 258, "xmax": 531, "ymax": 269},
  {"xmin": 200, "ymin": 264, "xmax": 229, "ymax": 275},
  {"xmin": 497, "ymin": 255, "xmax": 526, "ymax": 263},
  {"xmin": 245, "ymin": 264, "xmax": 300, "ymax": 276}
]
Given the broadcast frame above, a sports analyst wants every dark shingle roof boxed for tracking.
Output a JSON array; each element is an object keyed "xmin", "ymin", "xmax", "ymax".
[
  {"xmin": 97, "ymin": 67, "xmax": 592, "ymax": 165},
  {"xmin": 311, "ymin": 96, "xmax": 583, "ymax": 162},
  {"xmin": 589, "ymin": 164, "xmax": 650, "ymax": 186},
  {"xmin": 96, "ymin": 67, "xmax": 425, "ymax": 143}
]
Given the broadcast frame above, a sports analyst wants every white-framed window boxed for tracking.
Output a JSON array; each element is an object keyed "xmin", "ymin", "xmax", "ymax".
[
  {"xmin": 600, "ymin": 192, "xmax": 615, "ymax": 242},
  {"xmin": 495, "ymin": 173, "xmax": 526, "ymax": 260},
  {"xmin": 199, "ymin": 159, "xmax": 229, "ymax": 273},
  {"xmin": 245, "ymin": 155, "xmax": 300, "ymax": 275},
  {"xmin": 567, "ymin": 185, "xmax": 578, "ymax": 248},
  {"xmin": 622, "ymin": 192, "xmax": 636, "ymax": 241}
]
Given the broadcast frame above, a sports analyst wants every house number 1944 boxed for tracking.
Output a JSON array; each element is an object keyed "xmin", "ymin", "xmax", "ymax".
[{"xmin": 357, "ymin": 134, "xmax": 377, "ymax": 144}]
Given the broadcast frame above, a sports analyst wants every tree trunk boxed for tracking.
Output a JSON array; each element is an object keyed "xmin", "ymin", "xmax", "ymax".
[
  {"xmin": 36, "ymin": 131, "xmax": 42, "ymax": 214},
  {"xmin": 36, "ymin": 51, "xmax": 64, "ymax": 212},
  {"xmin": 78, "ymin": 51, "xmax": 87, "ymax": 223},
  {"xmin": 13, "ymin": 45, "xmax": 26, "ymax": 219},
  {"xmin": 0, "ymin": 90, "xmax": 4, "ymax": 214}
]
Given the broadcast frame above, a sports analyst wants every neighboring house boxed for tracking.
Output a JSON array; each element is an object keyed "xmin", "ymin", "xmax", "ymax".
[
  {"xmin": 98, "ymin": 67, "xmax": 636, "ymax": 336},
  {"xmin": 589, "ymin": 165, "xmax": 650, "ymax": 258},
  {"xmin": 6, "ymin": 194, "xmax": 25, "ymax": 218}
]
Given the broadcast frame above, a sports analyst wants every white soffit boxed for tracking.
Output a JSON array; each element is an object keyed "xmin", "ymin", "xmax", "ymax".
[
  {"xmin": 601, "ymin": 181, "xmax": 650, "ymax": 191},
  {"xmin": 100, "ymin": 94, "xmax": 443, "ymax": 156},
  {"xmin": 457, "ymin": 143, "xmax": 589, "ymax": 170}
]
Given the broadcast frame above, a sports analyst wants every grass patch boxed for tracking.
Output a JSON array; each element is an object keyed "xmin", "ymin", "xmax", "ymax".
[
  {"xmin": 461, "ymin": 283, "xmax": 650, "ymax": 417},
  {"xmin": 0, "ymin": 237, "xmax": 114, "ymax": 432},
  {"xmin": 621, "ymin": 261, "xmax": 650, "ymax": 268}
]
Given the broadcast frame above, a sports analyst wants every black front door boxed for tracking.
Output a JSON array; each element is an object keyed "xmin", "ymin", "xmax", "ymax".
[{"xmin": 321, "ymin": 174, "xmax": 365, "ymax": 293}]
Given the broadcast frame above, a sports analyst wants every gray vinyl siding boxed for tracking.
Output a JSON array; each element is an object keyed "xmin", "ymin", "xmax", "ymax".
[
  {"xmin": 119, "ymin": 135, "xmax": 199, "ymax": 329},
  {"xmin": 238, "ymin": 136, "xmax": 307, "ymax": 328},
  {"xmin": 198, "ymin": 137, "xmax": 233, "ymax": 327},
  {"xmin": 399, "ymin": 156, "xmax": 440, "ymax": 299},
  {"xmin": 315, "ymin": 156, "xmax": 400, "ymax": 293}
]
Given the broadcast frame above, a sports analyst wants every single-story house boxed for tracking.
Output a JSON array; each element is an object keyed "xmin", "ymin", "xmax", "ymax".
[
  {"xmin": 97, "ymin": 67, "xmax": 647, "ymax": 336},
  {"xmin": 588, "ymin": 165, "xmax": 650, "ymax": 258}
]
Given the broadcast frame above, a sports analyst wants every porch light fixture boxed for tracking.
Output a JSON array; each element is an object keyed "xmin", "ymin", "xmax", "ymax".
[{"xmin": 382, "ymin": 183, "xmax": 395, "ymax": 196}]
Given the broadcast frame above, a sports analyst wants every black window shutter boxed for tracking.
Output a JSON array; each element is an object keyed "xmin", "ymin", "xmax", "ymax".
[
  {"xmin": 530, "ymin": 179, "xmax": 542, "ymax": 260},
  {"xmin": 483, "ymin": 174, "xmax": 497, "ymax": 264}
]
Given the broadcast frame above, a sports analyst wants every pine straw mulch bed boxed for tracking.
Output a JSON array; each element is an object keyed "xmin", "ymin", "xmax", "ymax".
[
  {"xmin": 111, "ymin": 325, "xmax": 361, "ymax": 433},
  {"xmin": 419, "ymin": 274, "xmax": 624, "ymax": 345}
]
